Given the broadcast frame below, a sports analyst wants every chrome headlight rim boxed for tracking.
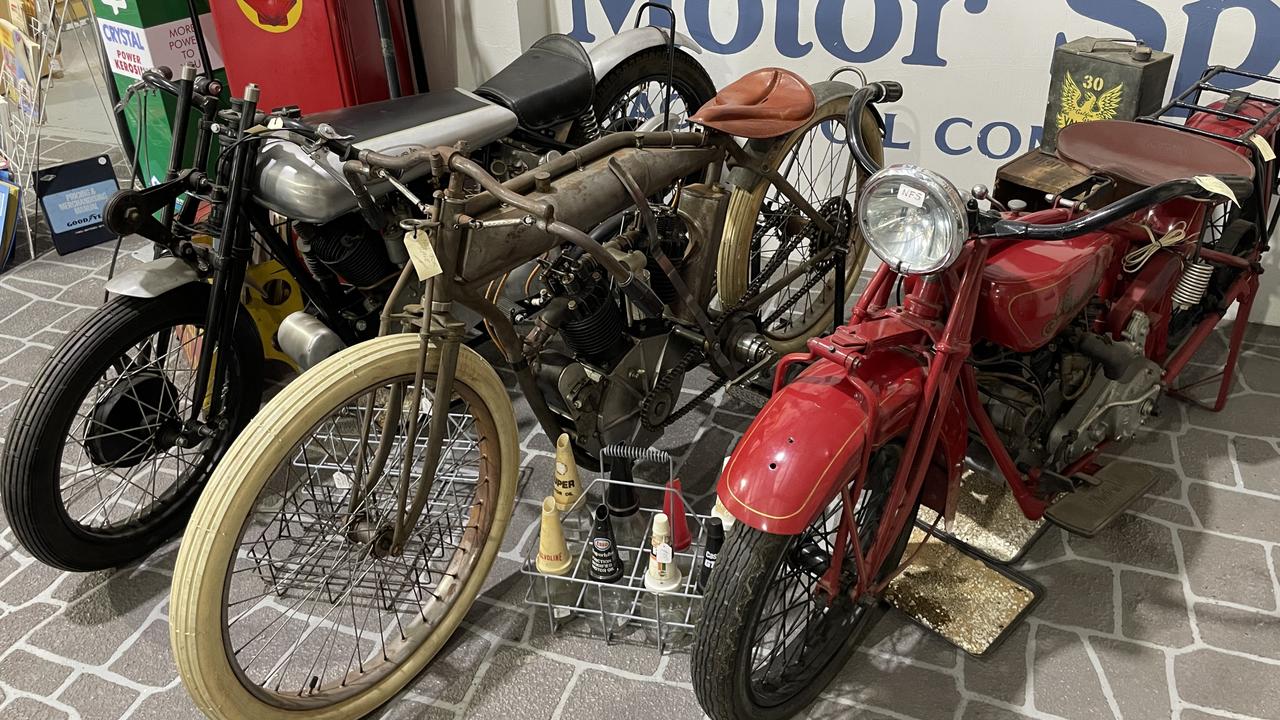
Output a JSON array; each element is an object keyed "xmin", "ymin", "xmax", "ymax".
[{"xmin": 857, "ymin": 164, "xmax": 968, "ymax": 275}]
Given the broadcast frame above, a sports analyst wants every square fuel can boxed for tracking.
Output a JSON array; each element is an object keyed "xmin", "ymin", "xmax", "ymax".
[{"xmin": 1040, "ymin": 37, "xmax": 1173, "ymax": 152}]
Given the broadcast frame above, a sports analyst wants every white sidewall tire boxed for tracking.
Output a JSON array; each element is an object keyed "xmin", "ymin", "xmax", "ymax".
[{"xmin": 170, "ymin": 334, "xmax": 518, "ymax": 720}]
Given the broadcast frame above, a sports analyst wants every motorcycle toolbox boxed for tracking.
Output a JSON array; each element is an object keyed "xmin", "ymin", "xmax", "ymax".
[{"xmin": 1040, "ymin": 36, "xmax": 1173, "ymax": 152}]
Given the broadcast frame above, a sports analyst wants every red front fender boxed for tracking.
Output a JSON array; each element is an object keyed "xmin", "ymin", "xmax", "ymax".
[{"xmin": 718, "ymin": 348, "xmax": 964, "ymax": 535}]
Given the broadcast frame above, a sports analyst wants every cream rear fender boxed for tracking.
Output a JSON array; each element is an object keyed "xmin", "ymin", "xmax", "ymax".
[
  {"xmin": 589, "ymin": 26, "xmax": 700, "ymax": 77},
  {"xmin": 102, "ymin": 256, "xmax": 201, "ymax": 299}
]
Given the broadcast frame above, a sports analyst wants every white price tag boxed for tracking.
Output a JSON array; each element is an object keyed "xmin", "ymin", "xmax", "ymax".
[
  {"xmin": 267, "ymin": 117, "xmax": 284, "ymax": 130},
  {"xmin": 404, "ymin": 229, "xmax": 443, "ymax": 281},
  {"xmin": 331, "ymin": 471, "xmax": 352, "ymax": 490},
  {"xmin": 1193, "ymin": 175, "xmax": 1240, "ymax": 207},
  {"xmin": 655, "ymin": 542, "xmax": 673, "ymax": 564},
  {"xmin": 896, "ymin": 184, "xmax": 927, "ymax": 208},
  {"xmin": 1250, "ymin": 134, "xmax": 1276, "ymax": 162}
]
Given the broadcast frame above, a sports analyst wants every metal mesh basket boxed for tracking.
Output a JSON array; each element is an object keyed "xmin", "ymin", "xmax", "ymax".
[{"xmin": 520, "ymin": 445, "xmax": 713, "ymax": 654}]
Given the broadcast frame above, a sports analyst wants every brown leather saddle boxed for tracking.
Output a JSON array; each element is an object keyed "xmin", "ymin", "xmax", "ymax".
[
  {"xmin": 1056, "ymin": 119, "xmax": 1254, "ymax": 187},
  {"xmin": 690, "ymin": 67, "xmax": 816, "ymax": 139}
]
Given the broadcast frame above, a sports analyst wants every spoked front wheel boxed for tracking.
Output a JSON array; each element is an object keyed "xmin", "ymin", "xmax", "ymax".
[
  {"xmin": 1, "ymin": 283, "xmax": 263, "ymax": 571},
  {"xmin": 171, "ymin": 335, "xmax": 518, "ymax": 719},
  {"xmin": 692, "ymin": 441, "xmax": 916, "ymax": 720}
]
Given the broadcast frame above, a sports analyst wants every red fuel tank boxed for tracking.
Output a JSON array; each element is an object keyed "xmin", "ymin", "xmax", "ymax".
[{"xmin": 974, "ymin": 231, "xmax": 1118, "ymax": 352}]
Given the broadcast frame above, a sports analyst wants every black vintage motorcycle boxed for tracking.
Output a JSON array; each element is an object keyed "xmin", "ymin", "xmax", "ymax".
[{"xmin": 0, "ymin": 22, "xmax": 716, "ymax": 572}]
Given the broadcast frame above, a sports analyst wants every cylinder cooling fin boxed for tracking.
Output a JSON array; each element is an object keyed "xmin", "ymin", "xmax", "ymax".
[
  {"xmin": 296, "ymin": 217, "xmax": 397, "ymax": 289},
  {"xmin": 560, "ymin": 282, "xmax": 628, "ymax": 366}
]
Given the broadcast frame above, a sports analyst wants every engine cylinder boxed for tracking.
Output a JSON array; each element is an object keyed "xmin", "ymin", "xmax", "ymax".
[
  {"xmin": 296, "ymin": 218, "xmax": 397, "ymax": 289},
  {"xmin": 561, "ymin": 287, "xmax": 627, "ymax": 367}
]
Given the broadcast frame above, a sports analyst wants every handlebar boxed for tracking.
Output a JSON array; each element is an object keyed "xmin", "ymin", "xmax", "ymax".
[
  {"xmin": 986, "ymin": 175, "xmax": 1254, "ymax": 240},
  {"xmin": 134, "ymin": 66, "xmax": 223, "ymax": 104},
  {"xmin": 845, "ymin": 80, "xmax": 901, "ymax": 176}
]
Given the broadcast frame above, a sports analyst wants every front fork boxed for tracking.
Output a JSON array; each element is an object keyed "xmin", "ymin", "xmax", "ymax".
[
  {"xmin": 182, "ymin": 86, "xmax": 262, "ymax": 442},
  {"xmin": 814, "ymin": 243, "xmax": 991, "ymax": 604},
  {"xmin": 344, "ymin": 168, "xmax": 473, "ymax": 552}
]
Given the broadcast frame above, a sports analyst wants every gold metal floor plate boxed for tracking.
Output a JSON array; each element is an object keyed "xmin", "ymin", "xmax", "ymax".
[
  {"xmin": 885, "ymin": 528, "xmax": 1042, "ymax": 656},
  {"xmin": 919, "ymin": 468, "xmax": 1047, "ymax": 564}
]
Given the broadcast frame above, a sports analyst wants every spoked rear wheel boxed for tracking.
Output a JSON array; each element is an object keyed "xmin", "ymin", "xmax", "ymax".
[
  {"xmin": 717, "ymin": 81, "xmax": 883, "ymax": 353},
  {"xmin": 570, "ymin": 46, "xmax": 716, "ymax": 143},
  {"xmin": 171, "ymin": 335, "xmax": 518, "ymax": 719},
  {"xmin": 692, "ymin": 441, "xmax": 917, "ymax": 720}
]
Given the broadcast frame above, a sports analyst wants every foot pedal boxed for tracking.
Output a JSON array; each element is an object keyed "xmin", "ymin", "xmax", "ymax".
[{"xmin": 1043, "ymin": 461, "xmax": 1158, "ymax": 538}]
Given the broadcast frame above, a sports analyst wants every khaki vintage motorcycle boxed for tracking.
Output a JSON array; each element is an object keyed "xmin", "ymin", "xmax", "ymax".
[{"xmin": 168, "ymin": 67, "xmax": 885, "ymax": 718}]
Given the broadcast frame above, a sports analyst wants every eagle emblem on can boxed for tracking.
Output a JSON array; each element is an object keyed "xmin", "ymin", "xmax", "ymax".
[{"xmin": 1057, "ymin": 72, "xmax": 1124, "ymax": 128}]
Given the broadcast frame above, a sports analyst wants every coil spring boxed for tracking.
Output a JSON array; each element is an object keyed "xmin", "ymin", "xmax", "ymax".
[
  {"xmin": 578, "ymin": 107, "xmax": 602, "ymax": 142},
  {"xmin": 600, "ymin": 445, "xmax": 672, "ymax": 464},
  {"xmin": 1172, "ymin": 259, "xmax": 1214, "ymax": 309}
]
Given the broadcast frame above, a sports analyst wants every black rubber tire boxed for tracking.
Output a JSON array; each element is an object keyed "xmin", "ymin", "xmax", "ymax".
[
  {"xmin": 693, "ymin": 498, "xmax": 918, "ymax": 719},
  {"xmin": 1, "ymin": 283, "xmax": 263, "ymax": 571},
  {"xmin": 570, "ymin": 46, "xmax": 716, "ymax": 144}
]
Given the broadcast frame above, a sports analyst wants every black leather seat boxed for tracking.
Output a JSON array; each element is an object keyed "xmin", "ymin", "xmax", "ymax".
[
  {"xmin": 476, "ymin": 34, "xmax": 595, "ymax": 131},
  {"xmin": 304, "ymin": 89, "xmax": 490, "ymax": 143}
]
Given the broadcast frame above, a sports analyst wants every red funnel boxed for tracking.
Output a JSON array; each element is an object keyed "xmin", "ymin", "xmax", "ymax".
[{"xmin": 663, "ymin": 478, "xmax": 692, "ymax": 552}]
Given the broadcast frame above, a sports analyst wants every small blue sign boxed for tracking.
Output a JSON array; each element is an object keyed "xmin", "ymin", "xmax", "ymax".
[{"xmin": 36, "ymin": 155, "xmax": 119, "ymax": 255}]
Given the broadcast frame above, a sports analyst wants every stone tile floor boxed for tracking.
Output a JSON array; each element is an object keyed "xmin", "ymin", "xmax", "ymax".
[{"xmin": 0, "ymin": 241, "xmax": 1278, "ymax": 719}]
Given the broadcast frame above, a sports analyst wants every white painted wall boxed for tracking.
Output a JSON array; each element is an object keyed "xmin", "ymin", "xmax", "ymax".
[{"xmin": 417, "ymin": 0, "xmax": 1280, "ymax": 324}]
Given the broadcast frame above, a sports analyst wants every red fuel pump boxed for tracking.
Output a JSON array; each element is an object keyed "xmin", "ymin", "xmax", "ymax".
[{"xmin": 211, "ymin": 0, "xmax": 415, "ymax": 113}]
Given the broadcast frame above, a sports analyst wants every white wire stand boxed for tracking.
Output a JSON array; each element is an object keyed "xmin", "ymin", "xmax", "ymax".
[
  {"xmin": 0, "ymin": 0, "xmax": 78, "ymax": 257},
  {"xmin": 520, "ymin": 445, "xmax": 711, "ymax": 655}
]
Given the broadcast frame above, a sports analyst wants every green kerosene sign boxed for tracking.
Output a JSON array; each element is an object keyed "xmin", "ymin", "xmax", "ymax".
[{"xmin": 93, "ymin": 0, "xmax": 228, "ymax": 186}]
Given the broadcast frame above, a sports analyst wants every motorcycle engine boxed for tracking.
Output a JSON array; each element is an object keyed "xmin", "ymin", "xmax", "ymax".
[
  {"xmin": 1047, "ymin": 312, "xmax": 1162, "ymax": 465},
  {"xmin": 972, "ymin": 339, "xmax": 1081, "ymax": 468},
  {"xmin": 294, "ymin": 214, "xmax": 403, "ymax": 335},
  {"xmin": 975, "ymin": 311, "xmax": 1162, "ymax": 469},
  {"xmin": 533, "ymin": 208, "xmax": 695, "ymax": 458}
]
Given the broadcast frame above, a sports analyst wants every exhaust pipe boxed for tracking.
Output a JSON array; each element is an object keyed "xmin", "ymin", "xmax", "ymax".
[{"xmin": 278, "ymin": 311, "xmax": 346, "ymax": 370}]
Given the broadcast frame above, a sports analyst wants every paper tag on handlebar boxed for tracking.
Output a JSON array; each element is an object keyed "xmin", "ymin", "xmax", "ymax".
[
  {"xmin": 404, "ymin": 229, "xmax": 443, "ymax": 281},
  {"xmin": 1193, "ymin": 175, "xmax": 1239, "ymax": 207},
  {"xmin": 896, "ymin": 184, "xmax": 927, "ymax": 208},
  {"xmin": 1250, "ymin": 134, "xmax": 1276, "ymax": 162}
]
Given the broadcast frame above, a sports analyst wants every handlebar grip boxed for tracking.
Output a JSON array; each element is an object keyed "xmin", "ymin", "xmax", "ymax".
[{"xmin": 875, "ymin": 80, "xmax": 903, "ymax": 103}]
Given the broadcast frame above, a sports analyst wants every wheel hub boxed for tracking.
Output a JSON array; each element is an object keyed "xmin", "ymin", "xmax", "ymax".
[{"xmin": 85, "ymin": 369, "xmax": 181, "ymax": 468}]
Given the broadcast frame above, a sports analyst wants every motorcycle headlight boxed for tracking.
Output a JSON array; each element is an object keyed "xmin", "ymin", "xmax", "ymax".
[{"xmin": 857, "ymin": 165, "xmax": 968, "ymax": 274}]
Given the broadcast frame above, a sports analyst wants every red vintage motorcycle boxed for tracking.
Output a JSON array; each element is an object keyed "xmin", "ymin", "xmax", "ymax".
[{"xmin": 692, "ymin": 67, "xmax": 1280, "ymax": 719}]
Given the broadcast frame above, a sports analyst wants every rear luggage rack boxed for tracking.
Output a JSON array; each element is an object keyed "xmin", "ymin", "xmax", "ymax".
[
  {"xmin": 1138, "ymin": 66, "xmax": 1280, "ymax": 237},
  {"xmin": 1138, "ymin": 66, "xmax": 1280, "ymax": 148}
]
